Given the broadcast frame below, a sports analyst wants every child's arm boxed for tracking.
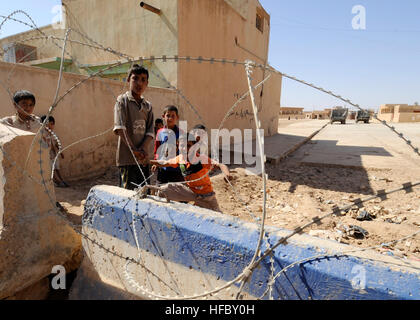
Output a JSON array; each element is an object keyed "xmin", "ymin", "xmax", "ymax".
[
  {"xmin": 138, "ymin": 107, "xmax": 155, "ymax": 160},
  {"xmin": 139, "ymin": 135, "xmax": 153, "ymax": 158},
  {"xmin": 209, "ymin": 157, "xmax": 231, "ymax": 181},
  {"xmin": 149, "ymin": 159, "xmax": 174, "ymax": 168},
  {"xmin": 115, "ymin": 129, "xmax": 145, "ymax": 160}
]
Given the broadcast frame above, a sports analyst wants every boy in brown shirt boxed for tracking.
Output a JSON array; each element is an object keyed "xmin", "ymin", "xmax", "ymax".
[{"xmin": 113, "ymin": 64, "xmax": 154, "ymax": 190}]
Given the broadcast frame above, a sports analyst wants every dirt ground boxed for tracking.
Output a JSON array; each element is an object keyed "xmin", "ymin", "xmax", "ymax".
[{"xmin": 56, "ymin": 155, "xmax": 420, "ymax": 263}]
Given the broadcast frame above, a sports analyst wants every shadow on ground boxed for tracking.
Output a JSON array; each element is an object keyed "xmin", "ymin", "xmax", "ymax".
[{"xmin": 226, "ymin": 134, "xmax": 394, "ymax": 195}]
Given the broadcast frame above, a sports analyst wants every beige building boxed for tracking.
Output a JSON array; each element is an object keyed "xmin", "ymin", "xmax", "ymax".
[
  {"xmin": 304, "ymin": 109, "xmax": 331, "ymax": 120},
  {"xmin": 377, "ymin": 104, "xmax": 420, "ymax": 123},
  {"xmin": 279, "ymin": 107, "xmax": 304, "ymax": 120},
  {"xmin": 0, "ymin": 0, "xmax": 282, "ymax": 135}
]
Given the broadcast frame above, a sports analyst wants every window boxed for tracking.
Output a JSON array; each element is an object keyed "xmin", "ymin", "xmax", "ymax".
[
  {"xmin": 256, "ymin": 13, "xmax": 263, "ymax": 32},
  {"xmin": 3, "ymin": 43, "xmax": 37, "ymax": 63}
]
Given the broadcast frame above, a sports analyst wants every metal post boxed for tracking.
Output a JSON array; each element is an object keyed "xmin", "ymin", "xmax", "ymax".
[{"xmin": 139, "ymin": 2, "xmax": 161, "ymax": 15}]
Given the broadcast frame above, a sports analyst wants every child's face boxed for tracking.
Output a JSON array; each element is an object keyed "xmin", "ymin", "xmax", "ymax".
[
  {"xmin": 156, "ymin": 122, "xmax": 164, "ymax": 130},
  {"xmin": 16, "ymin": 98, "xmax": 35, "ymax": 120},
  {"xmin": 163, "ymin": 111, "xmax": 179, "ymax": 129},
  {"xmin": 181, "ymin": 141, "xmax": 195, "ymax": 154},
  {"xmin": 129, "ymin": 73, "xmax": 148, "ymax": 98},
  {"xmin": 177, "ymin": 140, "xmax": 193, "ymax": 154},
  {"xmin": 47, "ymin": 121, "xmax": 55, "ymax": 131}
]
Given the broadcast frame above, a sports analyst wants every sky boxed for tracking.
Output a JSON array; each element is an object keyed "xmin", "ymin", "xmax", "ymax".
[
  {"xmin": 0, "ymin": 1, "xmax": 419, "ymax": 111},
  {"xmin": 259, "ymin": 0, "xmax": 420, "ymax": 111}
]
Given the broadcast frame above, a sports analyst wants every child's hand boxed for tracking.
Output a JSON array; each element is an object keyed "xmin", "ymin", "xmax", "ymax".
[
  {"xmin": 223, "ymin": 173, "xmax": 233, "ymax": 184},
  {"xmin": 134, "ymin": 149, "xmax": 146, "ymax": 161},
  {"xmin": 140, "ymin": 149, "xmax": 150, "ymax": 165},
  {"xmin": 151, "ymin": 165, "xmax": 157, "ymax": 172}
]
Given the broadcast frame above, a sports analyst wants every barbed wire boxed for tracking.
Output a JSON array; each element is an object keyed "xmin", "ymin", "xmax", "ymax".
[
  {"xmin": 257, "ymin": 229, "xmax": 420, "ymax": 300},
  {"xmin": 234, "ymin": 181, "xmax": 420, "ymax": 300},
  {"xmin": 0, "ymin": 14, "xmax": 249, "ymax": 300},
  {"xmin": 0, "ymin": 10, "xmax": 419, "ymax": 300},
  {"xmin": 2, "ymin": 17, "xmax": 418, "ymax": 159},
  {"xmin": 233, "ymin": 61, "xmax": 269, "ymax": 300}
]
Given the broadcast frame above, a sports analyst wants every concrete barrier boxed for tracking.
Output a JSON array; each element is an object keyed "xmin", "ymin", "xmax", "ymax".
[
  {"xmin": 70, "ymin": 185, "xmax": 420, "ymax": 300},
  {"xmin": 0, "ymin": 124, "xmax": 81, "ymax": 299}
]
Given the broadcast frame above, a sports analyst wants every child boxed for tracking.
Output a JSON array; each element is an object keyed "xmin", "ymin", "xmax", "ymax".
[
  {"xmin": 113, "ymin": 64, "xmax": 154, "ymax": 190},
  {"xmin": 153, "ymin": 105, "xmax": 184, "ymax": 184},
  {"xmin": 1, "ymin": 90, "xmax": 41, "ymax": 133},
  {"xmin": 191, "ymin": 124, "xmax": 208, "ymax": 155},
  {"xmin": 154, "ymin": 118, "xmax": 164, "ymax": 135},
  {"xmin": 40, "ymin": 115, "xmax": 69, "ymax": 188},
  {"xmin": 144, "ymin": 134, "xmax": 231, "ymax": 212}
]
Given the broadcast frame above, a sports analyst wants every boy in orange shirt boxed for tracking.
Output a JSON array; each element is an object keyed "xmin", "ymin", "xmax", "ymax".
[{"xmin": 142, "ymin": 134, "xmax": 231, "ymax": 212}]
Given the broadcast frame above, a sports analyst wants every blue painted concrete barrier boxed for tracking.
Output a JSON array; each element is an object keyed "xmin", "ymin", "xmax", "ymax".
[{"xmin": 73, "ymin": 185, "xmax": 420, "ymax": 300}]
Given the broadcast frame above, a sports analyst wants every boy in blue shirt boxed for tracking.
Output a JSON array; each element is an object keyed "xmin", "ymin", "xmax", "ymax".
[{"xmin": 153, "ymin": 105, "xmax": 184, "ymax": 184}]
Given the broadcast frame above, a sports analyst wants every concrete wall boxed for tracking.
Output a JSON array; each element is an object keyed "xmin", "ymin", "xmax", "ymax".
[
  {"xmin": 0, "ymin": 61, "xmax": 178, "ymax": 181},
  {"xmin": 177, "ymin": 0, "xmax": 281, "ymax": 136},
  {"xmin": 70, "ymin": 185, "xmax": 420, "ymax": 300},
  {"xmin": 0, "ymin": 125, "xmax": 81, "ymax": 299}
]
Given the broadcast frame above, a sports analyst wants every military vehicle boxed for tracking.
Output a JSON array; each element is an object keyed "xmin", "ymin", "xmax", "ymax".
[
  {"xmin": 330, "ymin": 108, "xmax": 348, "ymax": 124},
  {"xmin": 356, "ymin": 110, "xmax": 371, "ymax": 123}
]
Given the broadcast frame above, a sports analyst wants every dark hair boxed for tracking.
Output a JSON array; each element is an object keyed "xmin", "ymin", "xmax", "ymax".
[
  {"xmin": 40, "ymin": 115, "xmax": 55, "ymax": 124},
  {"xmin": 155, "ymin": 118, "xmax": 164, "ymax": 125},
  {"xmin": 13, "ymin": 90, "xmax": 36, "ymax": 105},
  {"xmin": 187, "ymin": 133, "xmax": 197, "ymax": 143},
  {"xmin": 162, "ymin": 105, "xmax": 179, "ymax": 116},
  {"xmin": 127, "ymin": 64, "xmax": 149, "ymax": 82},
  {"xmin": 193, "ymin": 124, "xmax": 206, "ymax": 131}
]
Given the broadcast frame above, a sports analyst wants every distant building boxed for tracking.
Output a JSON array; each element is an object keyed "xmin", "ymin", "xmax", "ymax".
[
  {"xmin": 279, "ymin": 107, "xmax": 304, "ymax": 119},
  {"xmin": 378, "ymin": 104, "xmax": 420, "ymax": 123},
  {"xmin": 304, "ymin": 109, "xmax": 331, "ymax": 120}
]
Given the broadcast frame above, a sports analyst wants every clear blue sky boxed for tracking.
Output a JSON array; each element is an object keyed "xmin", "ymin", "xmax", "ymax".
[
  {"xmin": 1, "ymin": 1, "xmax": 419, "ymax": 111},
  {"xmin": 259, "ymin": 0, "xmax": 420, "ymax": 111}
]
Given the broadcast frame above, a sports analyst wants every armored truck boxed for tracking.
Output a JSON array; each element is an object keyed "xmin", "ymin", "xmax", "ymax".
[
  {"xmin": 330, "ymin": 108, "xmax": 349, "ymax": 124},
  {"xmin": 356, "ymin": 110, "xmax": 371, "ymax": 123}
]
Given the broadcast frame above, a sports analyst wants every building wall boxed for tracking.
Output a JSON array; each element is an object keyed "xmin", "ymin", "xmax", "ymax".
[
  {"xmin": 279, "ymin": 114, "xmax": 305, "ymax": 120},
  {"xmin": 378, "ymin": 104, "xmax": 420, "ymax": 123},
  {"xmin": 0, "ymin": 25, "xmax": 66, "ymax": 63},
  {"xmin": 0, "ymin": 61, "xmax": 178, "ymax": 181},
  {"xmin": 279, "ymin": 107, "xmax": 304, "ymax": 115},
  {"xmin": 394, "ymin": 105, "xmax": 420, "ymax": 122},
  {"xmin": 177, "ymin": 0, "xmax": 281, "ymax": 136},
  {"xmin": 62, "ymin": 0, "xmax": 178, "ymax": 86},
  {"xmin": 1, "ymin": 0, "xmax": 281, "ymax": 141},
  {"xmin": 279, "ymin": 107, "xmax": 304, "ymax": 119},
  {"xmin": 304, "ymin": 110, "xmax": 331, "ymax": 120}
]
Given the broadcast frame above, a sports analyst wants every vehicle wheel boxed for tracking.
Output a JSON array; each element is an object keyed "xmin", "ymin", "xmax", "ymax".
[{"xmin": 365, "ymin": 120, "xmax": 369, "ymax": 124}]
